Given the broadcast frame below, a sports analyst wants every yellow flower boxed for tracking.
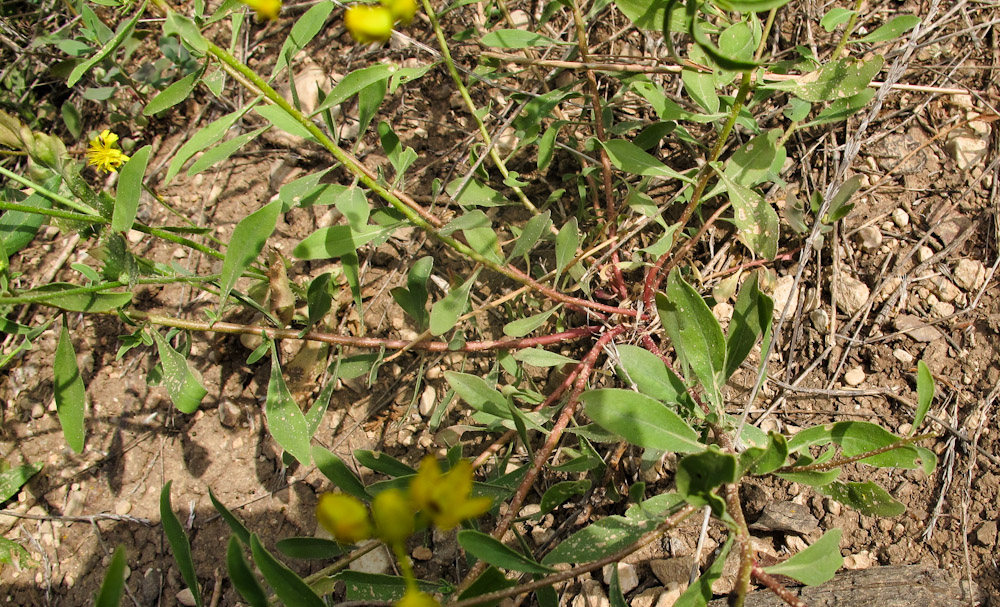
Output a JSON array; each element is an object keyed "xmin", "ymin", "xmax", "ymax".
[
  {"xmin": 395, "ymin": 588, "xmax": 440, "ymax": 607},
  {"xmin": 86, "ymin": 129, "xmax": 130, "ymax": 173},
  {"xmin": 372, "ymin": 488, "xmax": 415, "ymax": 545},
  {"xmin": 316, "ymin": 493, "xmax": 373, "ymax": 544},
  {"xmin": 241, "ymin": 0, "xmax": 281, "ymax": 21},
  {"xmin": 345, "ymin": 5, "xmax": 394, "ymax": 43},
  {"xmin": 381, "ymin": 0, "xmax": 417, "ymax": 25},
  {"xmin": 409, "ymin": 457, "xmax": 492, "ymax": 531}
]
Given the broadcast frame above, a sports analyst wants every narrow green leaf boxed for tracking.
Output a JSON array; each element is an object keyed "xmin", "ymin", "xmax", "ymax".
[
  {"xmin": 312, "ymin": 445, "xmax": 370, "ymax": 501},
  {"xmin": 673, "ymin": 537, "xmax": 733, "ymax": 607},
  {"xmin": 218, "ymin": 199, "xmax": 280, "ymax": 311},
  {"xmin": 66, "ymin": 1, "xmax": 146, "ymax": 86},
  {"xmin": 724, "ymin": 129, "xmax": 784, "ymax": 188},
  {"xmin": 511, "ymin": 348, "xmax": 577, "ymax": 367},
  {"xmin": 509, "ymin": 210, "xmax": 551, "ymax": 259},
  {"xmin": 540, "ymin": 480, "xmax": 591, "ymax": 515},
  {"xmin": 429, "ymin": 270, "xmax": 479, "ymax": 336},
  {"xmin": 801, "ymin": 89, "xmax": 875, "ymax": 128},
  {"xmin": 555, "ymin": 217, "xmax": 578, "ymax": 276},
  {"xmin": 582, "ymin": 389, "xmax": 703, "ymax": 453},
  {"xmin": 724, "ymin": 273, "xmax": 773, "ymax": 382},
  {"xmin": 61, "ymin": 102, "xmax": 82, "ymax": 139},
  {"xmin": 820, "ymin": 481, "xmax": 905, "ymax": 516},
  {"xmin": 713, "ymin": 0, "xmax": 793, "ymax": 11},
  {"xmin": 94, "ymin": 545, "xmax": 127, "ymax": 607},
  {"xmin": 227, "ymin": 536, "xmax": 269, "ymax": 607},
  {"xmin": 0, "ymin": 191, "xmax": 51, "ymax": 255},
  {"xmin": 275, "ymin": 537, "xmax": 344, "ymax": 560},
  {"xmin": 658, "ymin": 269, "xmax": 726, "ymax": 410},
  {"xmin": 390, "ymin": 256, "xmax": 432, "ymax": 330},
  {"xmin": 187, "ymin": 127, "xmax": 267, "ymax": 177},
  {"xmin": 600, "ymin": 139, "xmax": 690, "ymax": 181},
  {"xmin": 265, "ymin": 343, "xmax": 312, "ymax": 465},
  {"xmin": 0, "ymin": 537, "xmax": 32, "ymax": 569},
  {"xmin": 160, "ymin": 482, "xmax": 203, "ymax": 607},
  {"xmin": 151, "ymin": 331, "xmax": 206, "ymax": 414},
  {"xmin": 144, "ymin": 70, "xmax": 200, "ymax": 116},
  {"xmin": 480, "ymin": 29, "xmax": 570, "ymax": 48},
  {"xmin": 503, "ymin": 307, "xmax": 558, "ymax": 337},
  {"xmin": 914, "ymin": 360, "xmax": 933, "ymax": 434},
  {"xmin": 853, "ymin": 15, "xmax": 920, "ymax": 43},
  {"xmin": 255, "ymin": 104, "xmax": 315, "ymax": 142},
  {"xmin": 165, "ymin": 106, "xmax": 255, "ymax": 185},
  {"xmin": 163, "ymin": 12, "xmax": 208, "ymax": 53},
  {"xmin": 458, "ymin": 530, "xmax": 556, "ymax": 573},
  {"xmin": 353, "ymin": 450, "xmax": 416, "ymax": 477},
  {"xmin": 0, "ymin": 463, "xmax": 42, "ymax": 503},
  {"xmin": 763, "ymin": 56, "xmax": 884, "ymax": 102},
  {"xmin": 764, "ymin": 529, "xmax": 843, "ymax": 586},
  {"xmin": 445, "ymin": 371, "xmax": 509, "ymax": 419},
  {"xmin": 249, "ymin": 534, "xmax": 327, "ymax": 607},
  {"xmin": 272, "ymin": 2, "xmax": 334, "ymax": 76},
  {"xmin": 54, "ymin": 320, "xmax": 86, "ymax": 453},
  {"xmin": 609, "ymin": 564, "xmax": 626, "ymax": 607},
  {"xmin": 312, "ymin": 64, "xmax": 395, "ymax": 116},
  {"xmin": 717, "ymin": 167, "xmax": 779, "ymax": 258},
  {"xmin": 820, "ymin": 8, "xmax": 856, "ymax": 31},
  {"xmin": 17, "ymin": 283, "xmax": 132, "ymax": 312},
  {"xmin": 292, "ymin": 223, "xmax": 398, "ymax": 260},
  {"xmin": 615, "ymin": 344, "xmax": 696, "ymax": 411},
  {"xmin": 112, "ymin": 145, "xmax": 151, "ymax": 232},
  {"xmin": 208, "ymin": 489, "xmax": 251, "ymax": 545},
  {"xmin": 541, "ymin": 514, "xmax": 663, "ymax": 565}
]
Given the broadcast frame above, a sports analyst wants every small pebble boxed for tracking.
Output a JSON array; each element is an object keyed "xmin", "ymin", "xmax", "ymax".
[
  {"xmin": 892, "ymin": 208, "xmax": 909, "ymax": 228},
  {"xmin": 114, "ymin": 500, "xmax": 132, "ymax": 515},
  {"xmin": 893, "ymin": 349, "xmax": 914, "ymax": 364},
  {"xmin": 844, "ymin": 366, "xmax": 866, "ymax": 387},
  {"xmin": 412, "ymin": 546, "xmax": 433, "ymax": 561},
  {"xmin": 177, "ymin": 589, "xmax": 197, "ymax": 606},
  {"xmin": 419, "ymin": 385, "xmax": 436, "ymax": 417},
  {"xmin": 897, "ymin": 423, "xmax": 912, "ymax": 435},
  {"xmin": 856, "ymin": 226, "xmax": 883, "ymax": 251},
  {"xmin": 917, "ymin": 245, "xmax": 934, "ymax": 263}
]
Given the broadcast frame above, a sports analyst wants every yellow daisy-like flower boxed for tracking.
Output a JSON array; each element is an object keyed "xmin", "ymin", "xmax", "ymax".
[
  {"xmin": 345, "ymin": 4, "xmax": 394, "ymax": 43},
  {"xmin": 86, "ymin": 130, "xmax": 130, "ymax": 173},
  {"xmin": 381, "ymin": 0, "xmax": 417, "ymax": 25},
  {"xmin": 409, "ymin": 457, "xmax": 492, "ymax": 531},
  {"xmin": 241, "ymin": 0, "xmax": 281, "ymax": 21},
  {"xmin": 316, "ymin": 493, "xmax": 373, "ymax": 544},
  {"xmin": 395, "ymin": 588, "xmax": 440, "ymax": 607}
]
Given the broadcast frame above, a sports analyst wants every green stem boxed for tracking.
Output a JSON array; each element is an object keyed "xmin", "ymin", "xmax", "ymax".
[
  {"xmin": 418, "ymin": 0, "xmax": 538, "ymax": 214},
  {"xmin": 0, "ymin": 274, "xmax": 220, "ymax": 306},
  {"xmin": 0, "ymin": 200, "xmax": 106, "ymax": 224},
  {"xmin": 831, "ymin": 0, "xmax": 864, "ymax": 61},
  {"xmin": 0, "ymin": 165, "xmax": 100, "ymax": 216}
]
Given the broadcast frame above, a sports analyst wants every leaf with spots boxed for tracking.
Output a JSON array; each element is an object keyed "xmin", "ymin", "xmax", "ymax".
[
  {"xmin": 265, "ymin": 341, "xmax": 313, "ymax": 465},
  {"xmin": 762, "ymin": 56, "xmax": 884, "ymax": 102},
  {"xmin": 151, "ymin": 330, "xmax": 206, "ymax": 414},
  {"xmin": 716, "ymin": 164, "xmax": 779, "ymax": 258}
]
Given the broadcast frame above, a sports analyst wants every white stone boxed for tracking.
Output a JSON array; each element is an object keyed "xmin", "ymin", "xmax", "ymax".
[
  {"xmin": 508, "ymin": 9, "xmax": 531, "ymax": 28},
  {"xmin": 419, "ymin": 385, "xmax": 436, "ymax": 417},
  {"xmin": 917, "ymin": 246, "xmax": 935, "ymax": 263},
  {"xmin": 631, "ymin": 587, "xmax": 664, "ymax": 607},
  {"xmin": 218, "ymin": 399, "xmax": 241, "ymax": 428},
  {"xmin": 650, "ymin": 557, "xmax": 695, "ymax": 587},
  {"xmin": 655, "ymin": 584, "xmax": 683, "ymax": 607},
  {"xmin": 349, "ymin": 541, "xmax": 393, "ymax": 574},
  {"xmin": 931, "ymin": 301, "xmax": 955, "ymax": 318},
  {"xmin": 809, "ymin": 309, "xmax": 829, "ymax": 330},
  {"xmin": 712, "ymin": 302, "xmax": 734, "ymax": 326},
  {"xmin": 931, "ymin": 276, "xmax": 961, "ymax": 302},
  {"xmin": 892, "ymin": 208, "xmax": 909, "ymax": 228},
  {"xmin": 893, "ymin": 349, "xmax": 914, "ymax": 364},
  {"xmin": 844, "ymin": 551, "xmax": 874, "ymax": 569},
  {"xmin": 836, "ymin": 274, "xmax": 870, "ymax": 316},
  {"xmin": 177, "ymin": 589, "xmax": 197, "ymax": 606},
  {"xmin": 603, "ymin": 562, "xmax": 639, "ymax": 594},
  {"xmin": 572, "ymin": 579, "xmax": 610, "ymax": 607},
  {"xmin": 856, "ymin": 226, "xmax": 883, "ymax": 251},
  {"xmin": 771, "ymin": 275, "xmax": 798, "ymax": 321},
  {"xmin": 946, "ymin": 130, "xmax": 989, "ymax": 170},
  {"xmin": 898, "ymin": 423, "xmax": 912, "ymax": 435},
  {"xmin": 953, "ymin": 258, "xmax": 986, "ymax": 291},
  {"xmin": 114, "ymin": 500, "xmax": 132, "ymax": 515},
  {"xmin": 844, "ymin": 366, "xmax": 865, "ymax": 386}
]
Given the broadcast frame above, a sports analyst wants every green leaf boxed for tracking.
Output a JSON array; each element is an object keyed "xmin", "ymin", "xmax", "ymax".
[
  {"xmin": 542, "ymin": 513, "xmax": 664, "ymax": 564},
  {"xmin": 0, "ymin": 463, "xmax": 41, "ymax": 503},
  {"xmin": 429, "ymin": 270, "xmax": 479, "ymax": 336},
  {"xmin": 54, "ymin": 320, "xmax": 86, "ymax": 453},
  {"xmin": 163, "ymin": 12, "xmax": 208, "ymax": 53},
  {"xmin": 682, "ymin": 62, "xmax": 720, "ymax": 114},
  {"xmin": 540, "ymin": 480, "xmax": 591, "ymax": 515},
  {"xmin": 390, "ymin": 256, "xmax": 433, "ymax": 331},
  {"xmin": 615, "ymin": 0, "xmax": 685, "ymax": 31},
  {"xmin": 354, "ymin": 450, "xmax": 416, "ymax": 477},
  {"xmin": 724, "ymin": 273, "xmax": 773, "ymax": 381},
  {"xmin": 187, "ymin": 127, "xmax": 267, "ymax": 177},
  {"xmin": 914, "ymin": 360, "xmax": 933, "ymax": 434},
  {"xmin": 600, "ymin": 139, "xmax": 690, "ymax": 181},
  {"xmin": 445, "ymin": 371, "xmax": 509, "ymax": 419},
  {"xmin": 292, "ymin": 223, "xmax": 398, "ymax": 260},
  {"xmin": 275, "ymin": 537, "xmax": 344, "ymax": 560},
  {"xmin": 673, "ymin": 537, "xmax": 733, "ymax": 607},
  {"xmin": 0, "ymin": 537, "xmax": 32, "ymax": 569},
  {"xmin": 272, "ymin": 2, "xmax": 334, "ymax": 76},
  {"xmin": 503, "ymin": 307, "xmax": 558, "ymax": 337},
  {"xmin": 151, "ymin": 330, "xmax": 206, "ymax": 414},
  {"xmin": 717, "ymin": 167, "xmax": 779, "ymax": 258},
  {"xmin": 227, "ymin": 536, "xmax": 269, "ymax": 607},
  {"xmin": 820, "ymin": 481, "xmax": 905, "ymax": 517},
  {"xmin": 94, "ymin": 545, "xmax": 127, "ymax": 607},
  {"xmin": 675, "ymin": 447, "xmax": 737, "ymax": 516},
  {"xmin": 458, "ymin": 530, "xmax": 555, "ymax": 573},
  {"xmin": 555, "ymin": 217, "xmax": 578, "ymax": 276},
  {"xmin": 820, "ymin": 8, "xmax": 856, "ymax": 31},
  {"xmin": 312, "ymin": 64, "xmax": 396, "ymax": 116},
  {"xmin": 250, "ymin": 534, "xmax": 327, "ymax": 607},
  {"xmin": 509, "ymin": 211, "xmax": 551, "ymax": 259},
  {"xmin": 712, "ymin": 0, "xmax": 792, "ymax": 11},
  {"xmin": 265, "ymin": 343, "xmax": 313, "ymax": 465},
  {"xmin": 61, "ymin": 102, "xmax": 82, "ymax": 139},
  {"xmin": 801, "ymin": 89, "xmax": 875, "ymax": 128},
  {"xmin": 512, "ymin": 348, "xmax": 577, "ymax": 367},
  {"xmin": 218, "ymin": 199, "xmax": 280, "ymax": 311},
  {"xmin": 112, "ymin": 145, "xmax": 151, "ymax": 232},
  {"xmin": 66, "ymin": 1, "xmax": 146, "ymax": 87},
  {"xmin": 209, "ymin": 489, "xmax": 251, "ymax": 545},
  {"xmin": 18, "ymin": 283, "xmax": 132, "ymax": 312},
  {"xmin": 614, "ymin": 345, "xmax": 695, "ymax": 411},
  {"xmin": 763, "ymin": 56, "xmax": 884, "ymax": 102},
  {"xmin": 657, "ymin": 269, "xmax": 726, "ymax": 410},
  {"xmin": 764, "ymin": 529, "xmax": 843, "ymax": 586},
  {"xmin": 853, "ymin": 15, "xmax": 920, "ymax": 43},
  {"xmin": 724, "ymin": 129, "xmax": 784, "ymax": 188},
  {"xmin": 334, "ymin": 571, "xmax": 445, "ymax": 601},
  {"xmin": 313, "ymin": 445, "xmax": 370, "ymax": 501},
  {"xmin": 609, "ymin": 563, "xmax": 626, "ymax": 607},
  {"xmin": 479, "ymin": 29, "xmax": 569, "ymax": 48},
  {"xmin": 160, "ymin": 482, "xmax": 203, "ymax": 607},
  {"xmin": 144, "ymin": 70, "xmax": 200, "ymax": 116},
  {"xmin": 255, "ymin": 104, "xmax": 315, "ymax": 141},
  {"xmin": 0, "ymin": 191, "xmax": 50, "ymax": 255},
  {"xmin": 746, "ymin": 432, "xmax": 788, "ymax": 475},
  {"xmin": 165, "ymin": 107, "xmax": 255, "ymax": 185},
  {"xmin": 582, "ymin": 389, "xmax": 703, "ymax": 453}
]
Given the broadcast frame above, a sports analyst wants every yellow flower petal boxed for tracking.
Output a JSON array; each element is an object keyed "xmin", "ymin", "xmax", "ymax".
[
  {"xmin": 373, "ymin": 488, "xmax": 415, "ymax": 545},
  {"xmin": 241, "ymin": 0, "xmax": 281, "ymax": 20},
  {"xmin": 345, "ymin": 5, "xmax": 394, "ymax": 43},
  {"xmin": 316, "ymin": 493, "xmax": 373, "ymax": 544},
  {"xmin": 381, "ymin": 0, "xmax": 417, "ymax": 25},
  {"xmin": 86, "ymin": 129, "xmax": 130, "ymax": 173}
]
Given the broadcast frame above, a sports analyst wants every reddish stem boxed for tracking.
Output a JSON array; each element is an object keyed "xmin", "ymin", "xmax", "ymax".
[{"xmin": 750, "ymin": 564, "xmax": 809, "ymax": 607}]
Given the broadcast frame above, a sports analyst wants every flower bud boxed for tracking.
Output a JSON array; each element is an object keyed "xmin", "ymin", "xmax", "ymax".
[
  {"xmin": 373, "ymin": 488, "xmax": 415, "ymax": 545},
  {"xmin": 316, "ymin": 493, "xmax": 372, "ymax": 544},
  {"xmin": 381, "ymin": 0, "xmax": 417, "ymax": 25},
  {"xmin": 345, "ymin": 5, "xmax": 394, "ymax": 43}
]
